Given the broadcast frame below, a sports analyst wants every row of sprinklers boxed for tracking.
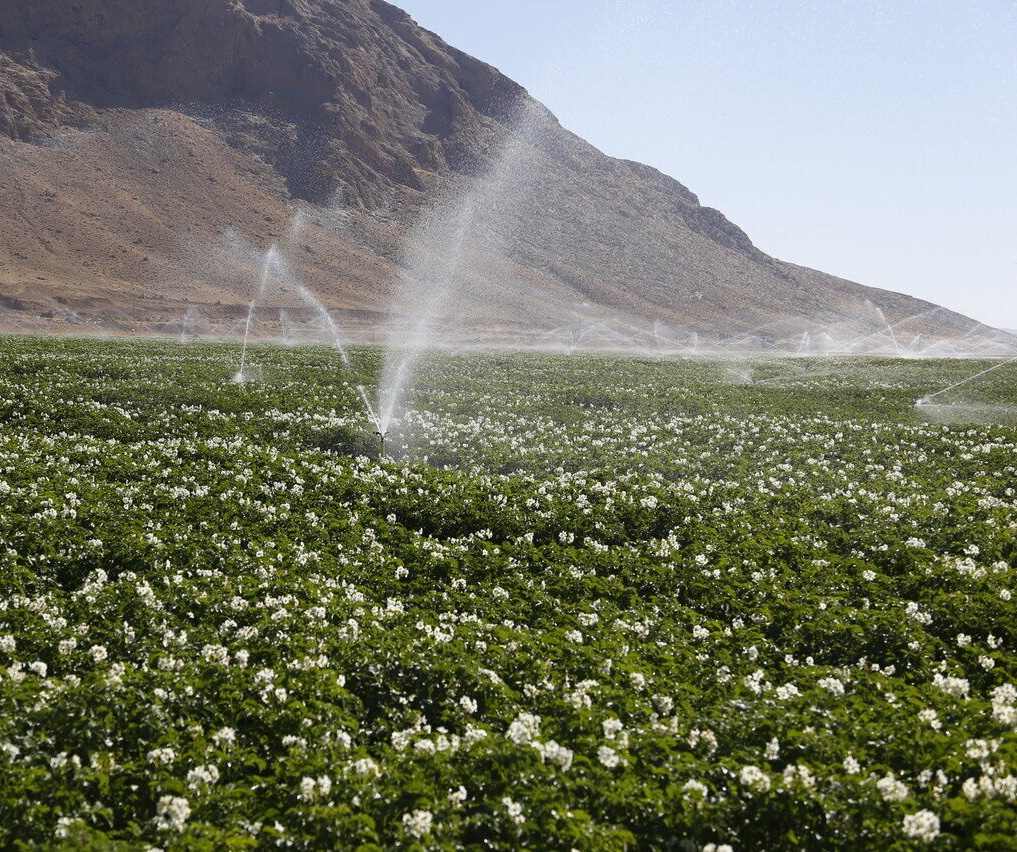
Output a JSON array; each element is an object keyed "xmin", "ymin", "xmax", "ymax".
[
  {"xmin": 229, "ymin": 234, "xmax": 1017, "ymax": 449},
  {"xmin": 227, "ymin": 230, "xmax": 1017, "ymax": 450},
  {"xmin": 221, "ymin": 168, "xmax": 1016, "ymax": 452}
]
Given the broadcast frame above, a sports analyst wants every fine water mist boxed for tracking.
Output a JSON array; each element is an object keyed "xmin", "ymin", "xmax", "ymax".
[
  {"xmin": 374, "ymin": 97, "xmax": 555, "ymax": 437},
  {"xmin": 215, "ymin": 224, "xmax": 352, "ymax": 384}
]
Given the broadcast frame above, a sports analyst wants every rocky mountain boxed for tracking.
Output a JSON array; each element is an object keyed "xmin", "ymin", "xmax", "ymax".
[{"xmin": 0, "ymin": 0, "xmax": 1011, "ymax": 353}]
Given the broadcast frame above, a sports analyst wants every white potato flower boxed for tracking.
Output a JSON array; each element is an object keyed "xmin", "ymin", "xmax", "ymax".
[{"xmin": 902, "ymin": 809, "xmax": 940, "ymax": 842}]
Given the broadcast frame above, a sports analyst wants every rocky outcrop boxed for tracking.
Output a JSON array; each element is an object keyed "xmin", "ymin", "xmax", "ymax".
[
  {"xmin": 0, "ymin": 0, "xmax": 523, "ymax": 205},
  {"xmin": 0, "ymin": 53, "xmax": 85, "ymax": 140}
]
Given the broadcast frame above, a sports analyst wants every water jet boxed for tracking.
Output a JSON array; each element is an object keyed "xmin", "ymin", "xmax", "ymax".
[{"xmin": 915, "ymin": 356, "xmax": 1017, "ymax": 408}]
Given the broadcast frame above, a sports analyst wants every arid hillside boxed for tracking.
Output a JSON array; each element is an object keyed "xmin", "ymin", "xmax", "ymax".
[{"xmin": 0, "ymin": 0, "xmax": 1011, "ymax": 353}]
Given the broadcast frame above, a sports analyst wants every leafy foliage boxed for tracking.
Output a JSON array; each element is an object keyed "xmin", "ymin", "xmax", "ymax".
[{"xmin": 0, "ymin": 336, "xmax": 1014, "ymax": 850}]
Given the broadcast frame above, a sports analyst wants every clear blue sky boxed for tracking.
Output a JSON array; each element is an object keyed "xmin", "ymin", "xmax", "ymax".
[{"xmin": 394, "ymin": 0, "xmax": 1017, "ymax": 330}]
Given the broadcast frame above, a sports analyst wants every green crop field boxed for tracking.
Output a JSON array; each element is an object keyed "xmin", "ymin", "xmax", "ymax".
[{"xmin": 0, "ymin": 335, "xmax": 1014, "ymax": 850}]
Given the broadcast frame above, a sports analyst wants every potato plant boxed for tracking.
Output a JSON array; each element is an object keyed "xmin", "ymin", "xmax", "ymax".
[{"xmin": 0, "ymin": 336, "xmax": 1014, "ymax": 850}]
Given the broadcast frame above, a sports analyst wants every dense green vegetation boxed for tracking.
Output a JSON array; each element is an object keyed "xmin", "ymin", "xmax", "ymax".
[{"xmin": 0, "ymin": 335, "xmax": 1014, "ymax": 850}]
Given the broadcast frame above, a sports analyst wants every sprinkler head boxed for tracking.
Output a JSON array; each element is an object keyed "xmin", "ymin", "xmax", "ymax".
[{"xmin": 375, "ymin": 430, "xmax": 387, "ymax": 458}]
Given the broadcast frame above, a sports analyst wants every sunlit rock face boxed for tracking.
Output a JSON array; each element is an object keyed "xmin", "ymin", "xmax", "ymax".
[{"xmin": 0, "ymin": 0, "xmax": 1010, "ymax": 351}]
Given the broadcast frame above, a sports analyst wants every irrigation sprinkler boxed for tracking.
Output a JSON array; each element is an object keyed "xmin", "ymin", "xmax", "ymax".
[{"xmin": 915, "ymin": 356, "xmax": 1017, "ymax": 407}]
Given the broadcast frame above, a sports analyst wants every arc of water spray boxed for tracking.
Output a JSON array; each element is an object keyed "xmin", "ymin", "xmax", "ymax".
[
  {"xmin": 235, "ymin": 234, "xmax": 352, "ymax": 383},
  {"xmin": 374, "ymin": 95, "xmax": 558, "ymax": 436},
  {"xmin": 376, "ymin": 192, "xmax": 477, "ymax": 435},
  {"xmin": 357, "ymin": 384, "xmax": 382, "ymax": 432},
  {"xmin": 356, "ymin": 384, "xmax": 387, "ymax": 455},
  {"xmin": 872, "ymin": 304, "xmax": 902, "ymax": 355},
  {"xmin": 917, "ymin": 356, "xmax": 1017, "ymax": 405},
  {"xmin": 236, "ymin": 245, "xmax": 279, "ymax": 383},
  {"xmin": 278, "ymin": 207, "xmax": 352, "ymax": 365}
]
